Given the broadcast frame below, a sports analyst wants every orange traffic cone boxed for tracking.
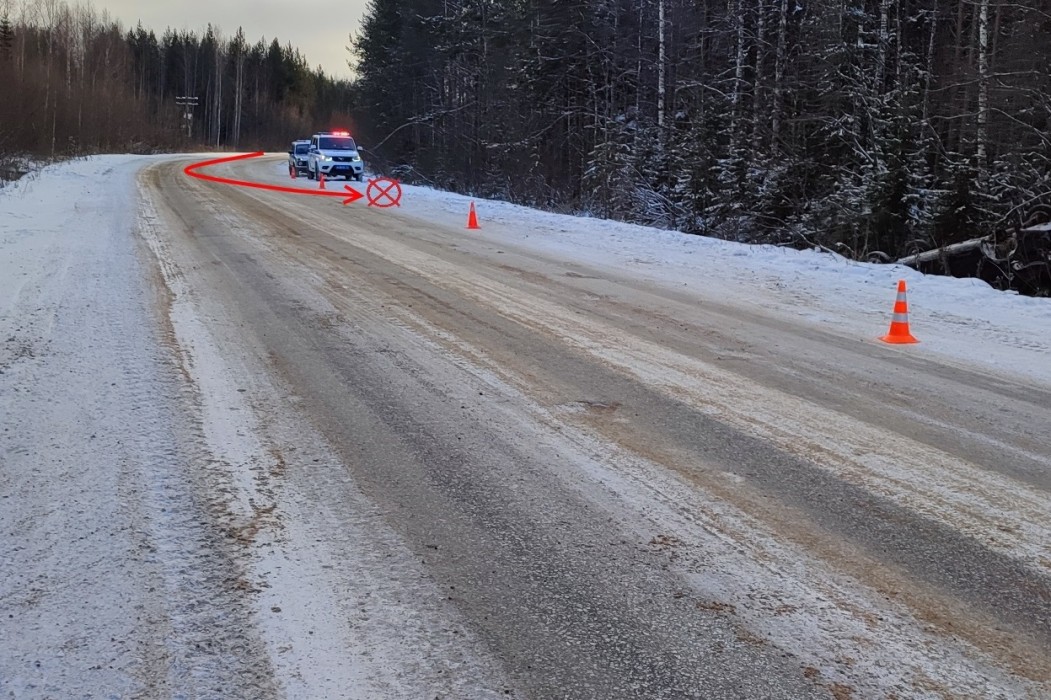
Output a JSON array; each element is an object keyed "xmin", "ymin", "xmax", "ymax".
[
  {"xmin": 880, "ymin": 279, "xmax": 919, "ymax": 344},
  {"xmin": 467, "ymin": 201, "xmax": 480, "ymax": 229},
  {"xmin": 319, "ymin": 172, "xmax": 326, "ymax": 190}
]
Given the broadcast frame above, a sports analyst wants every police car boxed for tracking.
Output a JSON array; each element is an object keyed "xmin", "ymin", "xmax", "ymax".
[
  {"xmin": 288, "ymin": 139, "xmax": 310, "ymax": 177},
  {"xmin": 307, "ymin": 131, "xmax": 364, "ymax": 182}
]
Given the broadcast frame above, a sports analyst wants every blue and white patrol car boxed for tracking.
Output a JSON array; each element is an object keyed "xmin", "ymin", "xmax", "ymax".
[{"xmin": 307, "ymin": 131, "xmax": 364, "ymax": 182}]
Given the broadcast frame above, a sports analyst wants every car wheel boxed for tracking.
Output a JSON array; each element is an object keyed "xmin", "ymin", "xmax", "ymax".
[
  {"xmin": 307, "ymin": 167, "xmax": 315, "ymax": 180},
  {"xmin": 355, "ymin": 174, "xmax": 364, "ymax": 182}
]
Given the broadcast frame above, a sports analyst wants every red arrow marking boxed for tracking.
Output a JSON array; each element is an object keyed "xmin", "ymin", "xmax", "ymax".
[{"xmin": 183, "ymin": 151, "xmax": 364, "ymax": 205}]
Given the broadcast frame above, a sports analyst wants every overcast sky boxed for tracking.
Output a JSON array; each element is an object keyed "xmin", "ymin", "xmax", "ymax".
[{"xmin": 98, "ymin": 0, "xmax": 369, "ymax": 79}]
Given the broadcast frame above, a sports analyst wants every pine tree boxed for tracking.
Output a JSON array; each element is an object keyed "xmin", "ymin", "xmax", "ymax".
[
  {"xmin": 666, "ymin": 114, "xmax": 717, "ymax": 233},
  {"xmin": 352, "ymin": 0, "xmax": 406, "ymax": 153},
  {"xmin": 0, "ymin": 12, "xmax": 14, "ymax": 62},
  {"xmin": 582, "ymin": 114, "xmax": 636, "ymax": 220},
  {"xmin": 863, "ymin": 130, "xmax": 912, "ymax": 256},
  {"xmin": 931, "ymin": 163, "xmax": 981, "ymax": 251}
]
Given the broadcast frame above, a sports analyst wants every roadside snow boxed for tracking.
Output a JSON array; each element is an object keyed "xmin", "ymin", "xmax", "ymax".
[
  {"xmin": 0, "ymin": 156, "xmax": 43, "ymax": 188},
  {"xmin": 261, "ymin": 154, "xmax": 1051, "ymax": 384},
  {"xmin": 1, "ymin": 155, "xmax": 279, "ymax": 698},
  {"xmin": 256, "ymin": 152, "xmax": 1048, "ymax": 390},
  {"xmin": 390, "ymin": 177, "xmax": 1051, "ymax": 387}
]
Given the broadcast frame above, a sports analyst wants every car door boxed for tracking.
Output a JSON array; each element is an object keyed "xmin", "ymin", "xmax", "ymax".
[{"xmin": 309, "ymin": 136, "xmax": 319, "ymax": 173}]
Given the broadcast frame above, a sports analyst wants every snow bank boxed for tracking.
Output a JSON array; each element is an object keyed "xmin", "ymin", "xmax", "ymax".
[{"xmin": 393, "ymin": 179, "xmax": 1051, "ymax": 386}]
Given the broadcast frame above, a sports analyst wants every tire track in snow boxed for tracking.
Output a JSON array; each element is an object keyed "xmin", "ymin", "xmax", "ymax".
[
  {"xmin": 139, "ymin": 164, "xmax": 517, "ymax": 699},
  {"xmin": 336, "ymin": 227, "xmax": 1051, "ymax": 572},
  {"xmin": 232, "ymin": 202, "xmax": 1051, "ymax": 695}
]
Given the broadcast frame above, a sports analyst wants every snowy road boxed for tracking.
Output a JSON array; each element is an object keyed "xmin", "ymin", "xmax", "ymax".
[{"xmin": 2, "ymin": 155, "xmax": 1050, "ymax": 699}]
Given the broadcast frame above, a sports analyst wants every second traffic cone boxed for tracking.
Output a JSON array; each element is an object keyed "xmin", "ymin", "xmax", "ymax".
[
  {"xmin": 319, "ymin": 172, "xmax": 326, "ymax": 190},
  {"xmin": 467, "ymin": 201, "xmax": 480, "ymax": 229},
  {"xmin": 880, "ymin": 279, "xmax": 919, "ymax": 344}
]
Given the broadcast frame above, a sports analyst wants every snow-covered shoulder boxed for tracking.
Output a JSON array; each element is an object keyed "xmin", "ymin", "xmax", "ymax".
[{"xmin": 398, "ymin": 180, "xmax": 1051, "ymax": 387}]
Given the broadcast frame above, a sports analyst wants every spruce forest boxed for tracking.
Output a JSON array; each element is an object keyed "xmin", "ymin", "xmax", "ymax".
[
  {"xmin": 1, "ymin": 0, "xmax": 1049, "ymax": 269},
  {"xmin": 0, "ymin": 0, "xmax": 354, "ymax": 159},
  {"xmin": 351, "ymin": 0, "xmax": 1051, "ymax": 263}
]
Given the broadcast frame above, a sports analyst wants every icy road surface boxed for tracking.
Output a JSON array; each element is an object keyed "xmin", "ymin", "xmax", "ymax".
[{"xmin": 1, "ymin": 154, "xmax": 1049, "ymax": 699}]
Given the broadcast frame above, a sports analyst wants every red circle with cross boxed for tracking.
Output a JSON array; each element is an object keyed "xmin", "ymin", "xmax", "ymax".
[{"xmin": 366, "ymin": 177, "xmax": 402, "ymax": 208}]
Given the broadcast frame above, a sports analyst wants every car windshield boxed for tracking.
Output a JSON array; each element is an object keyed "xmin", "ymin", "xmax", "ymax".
[
  {"xmin": 294, "ymin": 144, "xmax": 309, "ymax": 154},
  {"xmin": 319, "ymin": 136, "xmax": 356, "ymax": 151}
]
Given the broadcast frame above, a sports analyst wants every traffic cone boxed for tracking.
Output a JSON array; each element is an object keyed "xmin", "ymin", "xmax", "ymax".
[
  {"xmin": 467, "ymin": 201, "xmax": 480, "ymax": 229},
  {"xmin": 880, "ymin": 279, "xmax": 919, "ymax": 344},
  {"xmin": 319, "ymin": 172, "xmax": 326, "ymax": 190}
]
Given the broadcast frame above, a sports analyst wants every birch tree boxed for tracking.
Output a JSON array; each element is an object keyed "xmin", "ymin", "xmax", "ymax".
[{"xmin": 976, "ymin": 0, "xmax": 990, "ymax": 167}]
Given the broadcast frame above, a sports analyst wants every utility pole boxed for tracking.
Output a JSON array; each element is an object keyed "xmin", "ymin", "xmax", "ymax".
[{"xmin": 175, "ymin": 95, "xmax": 199, "ymax": 141}]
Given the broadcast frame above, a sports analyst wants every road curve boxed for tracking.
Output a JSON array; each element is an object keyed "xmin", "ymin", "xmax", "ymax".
[{"xmin": 137, "ymin": 155, "xmax": 1051, "ymax": 699}]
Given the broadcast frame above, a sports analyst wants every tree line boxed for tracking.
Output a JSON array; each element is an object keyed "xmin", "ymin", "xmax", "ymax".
[
  {"xmin": 0, "ymin": 0, "xmax": 354, "ymax": 161},
  {"xmin": 351, "ymin": 0, "xmax": 1051, "ymax": 259}
]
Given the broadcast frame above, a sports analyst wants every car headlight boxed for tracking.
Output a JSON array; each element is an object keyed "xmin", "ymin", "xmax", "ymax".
[
  {"xmin": 352, "ymin": 156, "xmax": 362, "ymax": 162},
  {"xmin": 319, "ymin": 155, "xmax": 331, "ymax": 162}
]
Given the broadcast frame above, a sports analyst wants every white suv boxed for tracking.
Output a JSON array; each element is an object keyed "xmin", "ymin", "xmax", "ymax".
[
  {"xmin": 288, "ymin": 139, "xmax": 310, "ymax": 177},
  {"xmin": 307, "ymin": 131, "xmax": 364, "ymax": 182}
]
